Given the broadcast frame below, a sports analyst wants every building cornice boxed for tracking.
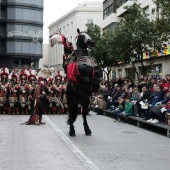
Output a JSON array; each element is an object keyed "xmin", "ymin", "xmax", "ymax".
[
  {"xmin": 0, "ymin": 19, "xmax": 43, "ymax": 26},
  {"xmin": 0, "ymin": 53, "xmax": 42, "ymax": 58},
  {"xmin": 0, "ymin": 2, "xmax": 43, "ymax": 10},
  {"xmin": 49, "ymin": 6, "xmax": 102, "ymax": 28}
]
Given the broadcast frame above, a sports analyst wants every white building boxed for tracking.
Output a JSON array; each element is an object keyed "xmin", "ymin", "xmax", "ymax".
[
  {"xmin": 102, "ymin": 0, "xmax": 120, "ymax": 31},
  {"xmin": 48, "ymin": 1, "xmax": 102, "ymax": 70},
  {"xmin": 102, "ymin": 0, "xmax": 170, "ymax": 81},
  {"xmin": 117, "ymin": 0, "xmax": 158, "ymax": 20},
  {"xmin": 39, "ymin": 44, "xmax": 49, "ymax": 68}
]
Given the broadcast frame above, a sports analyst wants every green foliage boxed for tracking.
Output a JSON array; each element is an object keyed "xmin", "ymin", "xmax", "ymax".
[
  {"xmin": 153, "ymin": 0, "xmax": 170, "ymax": 18},
  {"xmin": 86, "ymin": 23, "xmax": 121, "ymax": 80},
  {"xmin": 110, "ymin": 1, "xmax": 170, "ymax": 76},
  {"xmin": 117, "ymin": 3, "xmax": 155, "ymax": 58},
  {"xmin": 152, "ymin": 0, "xmax": 170, "ymax": 44},
  {"xmin": 86, "ymin": 22, "xmax": 101, "ymax": 42},
  {"xmin": 85, "ymin": 1, "xmax": 170, "ymax": 80}
]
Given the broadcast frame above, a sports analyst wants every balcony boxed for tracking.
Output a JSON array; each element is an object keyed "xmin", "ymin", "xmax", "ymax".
[
  {"xmin": 117, "ymin": 0, "xmax": 134, "ymax": 17},
  {"xmin": 102, "ymin": 12, "xmax": 120, "ymax": 30}
]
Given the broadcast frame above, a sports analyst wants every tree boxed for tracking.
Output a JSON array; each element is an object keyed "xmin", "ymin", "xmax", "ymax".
[
  {"xmin": 153, "ymin": 0, "xmax": 170, "ymax": 19},
  {"xmin": 110, "ymin": 2, "xmax": 166, "ymax": 79},
  {"xmin": 152, "ymin": 0, "xmax": 170, "ymax": 44},
  {"xmin": 86, "ymin": 1, "xmax": 170, "ymax": 81},
  {"xmin": 86, "ymin": 23, "xmax": 120, "ymax": 81}
]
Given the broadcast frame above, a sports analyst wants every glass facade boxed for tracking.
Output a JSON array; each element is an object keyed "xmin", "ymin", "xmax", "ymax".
[
  {"xmin": 7, "ymin": 41, "xmax": 42, "ymax": 54},
  {"xmin": 103, "ymin": 0, "xmax": 114, "ymax": 19},
  {"xmin": 7, "ymin": 24, "xmax": 42, "ymax": 33},
  {"xmin": 8, "ymin": 0, "xmax": 43, "ymax": 6},
  {"xmin": 0, "ymin": 0, "xmax": 43, "ymax": 69},
  {"xmin": 7, "ymin": 7, "xmax": 42, "ymax": 22}
]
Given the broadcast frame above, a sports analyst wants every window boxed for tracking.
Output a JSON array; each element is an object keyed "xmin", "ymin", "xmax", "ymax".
[
  {"xmin": 103, "ymin": 0, "xmax": 115, "ymax": 19},
  {"xmin": 112, "ymin": 70, "xmax": 116, "ymax": 79},
  {"xmin": 71, "ymin": 22, "xmax": 73, "ymax": 30},
  {"xmin": 103, "ymin": 4, "xmax": 114, "ymax": 19},
  {"xmin": 7, "ymin": 7, "xmax": 42, "ymax": 22},
  {"xmin": 118, "ymin": 69, "xmax": 122, "ymax": 77},
  {"xmin": 143, "ymin": 6, "xmax": 149, "ymax": 18},
  {"xmin": 120, "ymin": 0, "xmax": 128, "ymax": 6},
  {"xmin": 7, "ymin": 41, "xmax": 42, "ymax": 54},
  {"xmin": 67, "ymin": 24, "xmax": 69, "ymax": 32}
]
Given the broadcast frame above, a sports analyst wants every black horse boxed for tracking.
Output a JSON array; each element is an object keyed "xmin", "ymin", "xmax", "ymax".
[{"xmin": 50, "ymin": 29, "xmax": 101, "ymax": 136}]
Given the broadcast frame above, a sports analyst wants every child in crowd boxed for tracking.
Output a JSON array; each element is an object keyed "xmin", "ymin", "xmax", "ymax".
[
  {"xmin": 115, "ymin": 97, "xmax": 134, "ymax": 122},
  {"xmin": 130, "ymin": 87, "xmax": 141, "ymax": 103},
  {"xmin": 112, "ymin": 97, "xmax": 125, "ymax": 122}
]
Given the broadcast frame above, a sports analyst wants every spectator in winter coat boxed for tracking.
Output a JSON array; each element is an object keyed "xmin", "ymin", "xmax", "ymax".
[
  {"xmin": 96, "ymin": 95, "xmax": 106, "ymax": 115},
  {"xmin": 106, "ymin": 84, "xmax": 123, "ymax": 109},
  {"xmin": 112, "ymin": 97, "xmax": 125, "ymax": 122},
  {"xmin": 147, "ymin": 97, "xmax": 170, "ymax": 124},
  {"xmin": 116, "ymin": 97, "xmax": 134, "ymax": 122},
  {"xmin": 130, "ymin": 87, "xmax": 141, "ymax": 102},
  {"xmin": 103, "ymin": 83, "xmax": 114, "ymax": 102},
  {"xmin": 144, "ymin": 85, "xmax": 164, "ymax": 120},
  {"xmin": 148, "ymin": 85, "xmax": 164, "ymax": 107},
  {"xmin": 133, "ymin": 86, "xmax": 151, "ymax": 116},
  {"xmin": 148, "ymin": 78, "xmax": 157, "ymax": 92}
]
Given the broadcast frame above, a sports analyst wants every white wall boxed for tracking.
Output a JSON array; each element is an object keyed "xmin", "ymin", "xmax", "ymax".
[{"xmin": 39, "ymin": 44, "xmax": 49, "ymax": 68}]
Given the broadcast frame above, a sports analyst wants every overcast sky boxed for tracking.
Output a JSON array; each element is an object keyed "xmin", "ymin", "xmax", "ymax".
[{"xmin": 43, "ymin": 0, "xmax": 101, "ymax": 44}]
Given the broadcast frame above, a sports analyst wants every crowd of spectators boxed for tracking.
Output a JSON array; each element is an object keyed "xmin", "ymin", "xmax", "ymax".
[{"xmin": 90, "ymin": 74, "xmax": 170, "ymax": 125}]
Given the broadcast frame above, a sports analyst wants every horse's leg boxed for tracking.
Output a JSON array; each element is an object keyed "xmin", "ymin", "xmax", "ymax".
[
  {"xmin": 79, "ymin": 93, "xmax": 91, "ymax": 136},
  {"xmin": 67, "ymin": 84, "xmax": 78, "ymax": 136},
  {"xmin": 82, "ymin": 105, "xmax": 92, "ymax": 136},
  {"xmin": 67, "ymin": 102, "xmax": 78, "ymax": 136}
]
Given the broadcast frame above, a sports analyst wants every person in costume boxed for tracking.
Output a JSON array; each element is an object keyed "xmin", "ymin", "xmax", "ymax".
[
  {"xmin": 27, "ymin": 69, "xmax": 38, "ymax": 116},
  {"xmin": 0, "ymin": 67, "xmax": 9, "ymax": 114},
  {"xmin": 36, "ymin": 78, "xmax": 49, "ymax": 123},
  {"xmin": 54, "ymin": 71, "xmax": 65, "ymax": 114},
  {"xmin": 18, "ymin": 68, "xmax": 30, "ymax": 114},
  {"xmin": 8, "ymin": 70, "xmax": 20, "ymax": 114}
]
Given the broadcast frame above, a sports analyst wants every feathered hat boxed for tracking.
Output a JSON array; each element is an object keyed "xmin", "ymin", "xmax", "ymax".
[
  {"xmin": 19, "ymin": 68, "xmax": 29, "ymax": 80},
  {"xmin": 10, "ymin": 69, "xmax": 18, "ymax": 82},
  {"xmin": 55, "ymin": 70, "xmax": 62, "ymax": 81},
  {"xmin": 0, "ymin": 66, "xmax": 9, "ymax": 79},
  {"xmin": 28, "ymin": 69, "xmax": 37, "ymax": 82}
]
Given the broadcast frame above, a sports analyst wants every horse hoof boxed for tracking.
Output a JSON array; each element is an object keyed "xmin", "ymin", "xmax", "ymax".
[
  {"xmin": 69, "ymin": 132, "xmax": 76, "ymax": 137},
  {"xmin": 85, "ymin": 132, "xmax": 92, "ymax": 136},
  {"xmin": 69, "ymin": 133, "xmax": 76, "ymax": 137},
  {"xmin": 85, "ymin": 130, "xmax": 92, "ymax": 136}
]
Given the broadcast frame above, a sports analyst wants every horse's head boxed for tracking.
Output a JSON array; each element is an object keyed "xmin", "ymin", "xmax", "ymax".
[{"xmin": 76, "ymin": 28, "xmax": 95, "ymax": 50}]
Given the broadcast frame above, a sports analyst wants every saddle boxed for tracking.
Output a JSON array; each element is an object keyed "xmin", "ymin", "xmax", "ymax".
[{"xmin": 76, "ymin": 56, "xmax": 97, "ymax": 67}]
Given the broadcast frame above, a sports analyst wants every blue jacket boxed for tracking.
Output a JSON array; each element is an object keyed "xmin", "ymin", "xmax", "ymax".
[{"xmin": 148, "ymin": 91, "xmax": 164, "ymax": 106}]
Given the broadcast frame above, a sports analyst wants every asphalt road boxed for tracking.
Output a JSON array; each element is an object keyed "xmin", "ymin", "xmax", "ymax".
[{"xmin": 0, "ymin": 112, "xmax": 170, "ymax": 170}]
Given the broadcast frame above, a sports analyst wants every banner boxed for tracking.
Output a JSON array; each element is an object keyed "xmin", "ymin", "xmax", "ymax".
[{"xmin": 143, "ymin": 45, "xmax": 170, "ymax": 59}]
